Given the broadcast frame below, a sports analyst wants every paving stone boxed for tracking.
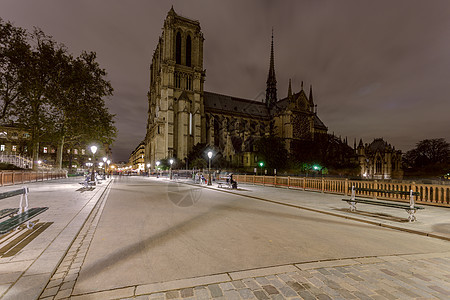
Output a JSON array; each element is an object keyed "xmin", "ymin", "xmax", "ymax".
[
  {"xmin": 40, "ymin": 286, "xmax": 59, "ymax": 298},
  {"xmin": 276, "ymin": 273, "xmax": 291, "ymax": 283},
  {"xmin": 267, "ymin": 278, "xmax": 284, "ymax": 289},
  {"xmin": 207, "ymin": 284, "xmax": 223, "ymax": 298},
  {"xmin": 262, "ymin": 285, "xmax": 279, "ymax": 295},
  {"xmin": 165, "ymin": 290, "xmax": 179, "ymax": 299},
  {"xmin": 316, "ymin": 294, "xmax": 333, "ymax": 300},
  {"xmin": 46, "ymin": 278, "xmax": 63, "ymax": 289},
  {"xmin": 231, "ymin": 280, "xmax": 246, "ymax": 289},
  {"xmin": 180, "ymin": 288, "xmax": 194, "ymax": 298},
  {"xmin": 253, "ymin": 290, "xmax": 269, "ymax": 300},
  {"xmin": 297, "ymin": 290, "xmax": 315, "ymax": 300},
  {"xmin": 60, "ymin": 280, "xmax": 76, "ymax": 291},
  {"xmin": 54, "ymin": 288, "xmax": 71, "ymax": 300},
  {"xmin": 269, "ymin": 294, "xmax": 284, "ymax": 300},
  {"xmin": 219, "ymin": 282, "xmax": 235, "ymax": 291},
  {"xmin": 194, "ymin": 287, "xmax": 210, "ymax": 300},
  {"xmin": 279, "ymin": 286, "xmax": 297, "ymax": 297},
  {"xmin": 352, "ymin": 291, "xmax": 374, "ymax": 300},
  {"xmin": 148, "ymin": 292, "xmax": 165, "ymax": 299},
  {"xmin": 243, "ymin": 278, "xmax": 261, "ymax": 290},
  {"xmin": 375, "ymin": 289, "xmax": 397, "ymax": 300},
  {"xmin": 255, "ymin": 277, "xmax": 271, "ymax": 286},
  {"xmin": 286, "ymin": 281, "xmax": 304, "ymax": 293},
  {"xmin": 238, "ymin": 288, "xmax": 255, "ymax": 299},
  {"xmin": 428, "ymin": 285, "xmax": 450, "ymax": 296},
  {"xmin": 223, "ymin": 290, "xmax": 240, "ymax": 300}
]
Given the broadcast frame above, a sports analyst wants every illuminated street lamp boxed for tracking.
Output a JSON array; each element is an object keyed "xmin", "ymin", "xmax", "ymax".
[
  {"xmin": 169, "ymin": 159, "xmax": 174, "ymax": 179},
  {"xmin": 259, "ymin": 161, "xmax": 264, "ymax": 176},
  {"xmin": 90, "ymin": 146, "xmax": 98, "ymax": 182},
  {"xmin": 146, "ymin": 163, "xmax": 151, "ymax": 176},
  {"xmin": 207, "ymin": 151, "xmax": 213, "ymax": 186},
  {"xmin": 156, "ymin": 161, "xmax": 160, "ymax": 178}
]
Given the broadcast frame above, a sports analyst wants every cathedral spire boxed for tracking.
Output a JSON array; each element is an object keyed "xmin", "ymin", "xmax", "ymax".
[
  {"xmin": 265, "ymin": 28, "xmax": 277, "ymax": 108},
  {"xmin": 288, "ymin": 79, "xmax": 292, "ymax": 99},
  {"xmin": 309, "ymin": 84, "xmax": 315, "ymax": 112}
]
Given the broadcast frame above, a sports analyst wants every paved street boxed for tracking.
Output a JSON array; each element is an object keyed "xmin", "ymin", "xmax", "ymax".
[{"xmin": 2, "ymin": 176, "xmax": 450, "ymax": 299}]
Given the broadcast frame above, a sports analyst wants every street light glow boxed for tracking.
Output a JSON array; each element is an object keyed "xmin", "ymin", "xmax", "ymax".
[
  {"xmin": 103, "ymin": 157, "xmax": 107, "ymax": 162},
  {"xmin": 208, "ymin": 151, "xmax": 212, "ymax": 159},
  {"xmin": 169, "ymin": 159, "xmax": 174, "ymax": 165},
  {"xmin": 90, "ymin": 145, "xmax": 97, "ymax": 154},
  {"xmin": 147, "ymin": 163, "xmax": 151, "ymax": 168}
]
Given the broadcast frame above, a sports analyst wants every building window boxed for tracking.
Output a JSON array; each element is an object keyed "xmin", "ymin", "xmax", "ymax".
[
  {"xmin": 0, "ymin": 132, "xmax": 7, "ymax": 138},
  {"xmin": 74, "ymin": 149, "xmax": 78, "ymax": 155},
  {"xmin": 175, "ymin": 73, "xmax": 181, "ymax": 88},
  {"xmin": 51, "ymin": 148, "xmax": 56, "ymax": 154},
  {"xmin": 175, "ymin": 32, "xmax": 182, "ymax": 64},
  {"xmin": 23, "ymin": 133, "xmax": 30, "ymax": 138},
  {"xmin": 189, "ymin": 113, "xmax": 193, "ymax": 135},
  {"xmin": 376, "ymin": 159, "xmax": 382, "ymax": 174},
  {"xmin": 12, "ymin": 145, "xmax": 16, "ymax": 151},
  {"xmin": 67, "ymin": 149, "xmax": 70, "ymax": 154},
  {"xmin": 82, "ymin": 149, "xmax": 85, "ymax": 155},
  {"xmin": 186, "ymin": 35, "xmax": 192, "ymax": 67},
  {"xmin": 43, "ymin": 147, "xmax": 48, "ymax": 153},
  {"xmin": 11, "ymin": 132, "xmax": 18, "ymax": 139},
  {"xmin": 0, "ymin": 145, "xmax": 4, "ymax": 151}
]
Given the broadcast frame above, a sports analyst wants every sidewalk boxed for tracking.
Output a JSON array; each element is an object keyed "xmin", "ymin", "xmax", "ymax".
[
  {"xmin": 197, "ymin": 179, "xmax": 450, "ymax": 241},
  {"xmin": 0, "ymin": 177, "xmax": 111, "ymax": 300},
  {"xmin": 1, "ymin": 176, "xmax": 450, "ymax": 299}
]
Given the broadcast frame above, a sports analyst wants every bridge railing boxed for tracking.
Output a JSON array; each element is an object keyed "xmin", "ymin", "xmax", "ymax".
[{"xmin": 234, "ymin": 175, "xmax": 450, "ymax": 207}]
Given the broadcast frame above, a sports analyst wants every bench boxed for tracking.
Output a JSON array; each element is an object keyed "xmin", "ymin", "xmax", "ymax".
[
  {"xmin": 79, "ymin": 175, "xmax": 97, "ymax": 188},
  {"xmin": 217, "ymin": 177, "xmax": 238, "ymax": 189},
  {"xmin": 342, "ymin": 186, "xmax": 423, "ymax": 222},
  {"xmin": 0, "ymin": 187, "xmax": 48, "ymax": 234},
  {"xmin": 217, "ymin": 181, "xmax": 230, "ymax": 189}
]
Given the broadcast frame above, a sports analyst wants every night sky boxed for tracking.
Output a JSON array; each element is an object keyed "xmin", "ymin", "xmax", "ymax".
[{"xmin": 1, "ymin": 0, "xmax": 449, "ymax": 162}]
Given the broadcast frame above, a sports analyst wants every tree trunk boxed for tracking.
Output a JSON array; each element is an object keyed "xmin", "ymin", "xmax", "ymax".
[
  {"xmin": 56, "ymin": 136, "xmax": 64, "ymax": 170},
  {"xmin": 32, "ymin": 141, "xmax": 39, "ymax": 170}
]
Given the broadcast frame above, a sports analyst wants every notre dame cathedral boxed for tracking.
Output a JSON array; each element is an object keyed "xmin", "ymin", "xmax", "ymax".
[{"xmin": 144, "ymin": 7, "xmax": 327, "ymax": 169}]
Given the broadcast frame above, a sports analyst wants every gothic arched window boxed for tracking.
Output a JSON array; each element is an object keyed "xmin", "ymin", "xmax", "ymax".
[
  {"xmin": 186, "ymin": 35, "xmax": 192, "ymax": 67},
  {"xmin": 175, "ymin": 32, "xmax": 182, "ymax": 64}
]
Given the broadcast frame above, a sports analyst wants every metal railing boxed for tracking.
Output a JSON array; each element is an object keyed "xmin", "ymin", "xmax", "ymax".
[
  {"xmin": 234, "ymin": 175, "xmax": 450, "ymax": 207},
  {"xmin": 0, "ymin": 170, "xmax": 67, "ymax": 186}
]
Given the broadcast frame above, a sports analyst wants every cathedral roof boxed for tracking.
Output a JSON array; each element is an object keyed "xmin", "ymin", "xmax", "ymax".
[
  {"xmin": 204, "ymin": 91, "xmax": 270, "ymax": 118},
  {"xmin": 367, "ymin": 138, "xmax": 394, "ymax": 152}
]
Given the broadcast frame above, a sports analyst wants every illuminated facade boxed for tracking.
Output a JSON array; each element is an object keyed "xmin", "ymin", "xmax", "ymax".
[{"xmin": 144, "ymin": 8, "xmax": 327, "ymax": 169}]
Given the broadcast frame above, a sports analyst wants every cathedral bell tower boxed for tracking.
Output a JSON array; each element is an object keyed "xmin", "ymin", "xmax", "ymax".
[{"xmin": 145, "ymin": 7, "xmax": 206, "ymax": 167}]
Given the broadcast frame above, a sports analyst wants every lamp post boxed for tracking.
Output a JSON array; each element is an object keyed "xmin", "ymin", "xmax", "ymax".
[
  {"xmin": 146, "ymin": 163, "xmax": 151, "ymax": 176},
  {"xmin": 259, "ymin": 162, "xmax": 264, "ymax": 176},
  {"xmin": 107, "ymin": 160, "xmax": 111, "ymax": 178},
  {"xmin": 102, "ymin": 157, "xmax": 107, "ymax": 179},
  {"xmin": 90, "ymin": 146, "xmax": 97, "ymax": 182},
  {"xmin": 156, "ymin": 161, "xmax": 160, "ymax": 178},
  {"xmin": 169, "ymin": 159, "xmax": 174, "ymax": 179},
  {"xmin": 207, "ymin": 151, "xmax": 213, "ymax": 186}
]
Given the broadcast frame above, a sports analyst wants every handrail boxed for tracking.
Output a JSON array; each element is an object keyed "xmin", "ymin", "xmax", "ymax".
[
  {"xmin": 0, "ymin": 170, "xmax": 67, "ymax": 187},
  {"xmin": 234, "ymin": 175, "xmax": 450, "ymax": 207}
]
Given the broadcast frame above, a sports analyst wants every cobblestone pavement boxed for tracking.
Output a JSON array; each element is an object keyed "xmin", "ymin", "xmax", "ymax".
[{"xmin": 36, "ymin": 178, "xmax": 450, "ymax": 300}]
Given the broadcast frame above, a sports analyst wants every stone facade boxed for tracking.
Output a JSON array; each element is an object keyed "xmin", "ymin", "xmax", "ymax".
[
  {"xmin": 129, "ymin": 141, "xmax": 145, "ymax": 171},
  {"xmin": 145, "ymin": 8, "xmax": 327, "ymax": 169},
  {"xmin": 356, "ymin": 138, "xmax": 403, "ymax": 179}
]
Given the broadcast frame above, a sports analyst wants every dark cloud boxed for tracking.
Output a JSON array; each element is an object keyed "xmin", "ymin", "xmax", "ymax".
[{"xmin": 1, "ymin": 0, "xmax": 449, "ymax": 161}]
